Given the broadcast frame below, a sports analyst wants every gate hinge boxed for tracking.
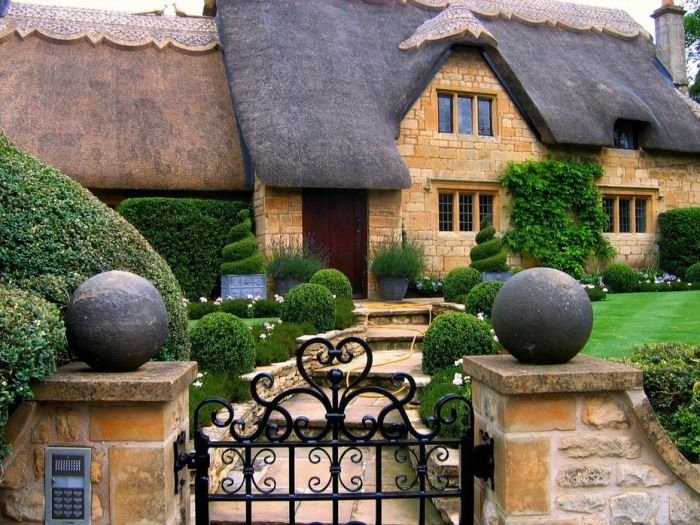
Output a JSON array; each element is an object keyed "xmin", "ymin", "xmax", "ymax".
[
  {"xmin": 173, "ymin": 431, "xmax": 196, "ymax": 494},
  {"xmin": 473, "ymin": 430, "xmax": 495, "ymax": 490}
]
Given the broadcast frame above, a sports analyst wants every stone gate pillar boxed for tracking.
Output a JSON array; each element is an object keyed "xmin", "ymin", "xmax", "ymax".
[{"xmin": 464, "ymin": 354, "xmax": 700, "ymax": 525}]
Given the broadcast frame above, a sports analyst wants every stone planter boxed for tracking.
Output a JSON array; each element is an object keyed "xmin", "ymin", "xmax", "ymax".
[
  {"xmin": 378, "ymin": 277, "xmax": 409, "ymax": 301},
  {"xmin": 274, "ymin": 276, "xmax": 305, "ymax": 296},
  {"xmin": 221, "ymin": 274, "xmax": 267, "ymax": 299}
]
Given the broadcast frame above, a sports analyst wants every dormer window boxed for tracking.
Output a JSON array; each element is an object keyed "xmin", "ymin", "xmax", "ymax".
[
  {"xmin": 613, "ymin": 120, "xmax": 639, "ymax": 150},
  {"xmin": 438, "ymin": 92, "xmax": 494, "ymax": 136}
]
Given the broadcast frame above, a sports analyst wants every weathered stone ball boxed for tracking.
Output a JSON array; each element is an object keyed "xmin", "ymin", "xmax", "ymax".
[
  {"xmin": 65, "ymin": 270, "xmax": 169, "ymax": 372},
  {"xmin": 491, "ymin": 268, "xmax": 592, "ymax": 364}
]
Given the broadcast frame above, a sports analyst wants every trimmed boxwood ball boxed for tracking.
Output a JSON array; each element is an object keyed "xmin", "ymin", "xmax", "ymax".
[
  {"xmin": 602, "ymin": 263, "xmax": 638, "ymax": 292},
  {"xmin": 310, "ymin": 268, "xmax": 353, "ymax": 300},
  {"xmin": 281, "ymin": 283, "xmax": 335, "ymax": 333},
  {"xmin": 422, "ymin": 312, "xmax": 498, "ymax": 374},
  {"xmin": 189, "ymin": 312, "xmax": 255, "ymax": 375},
  {"xmin": 685, "ymin": 262, "xmax": 700, "ymax": 283},
  {"xmin": 491, "ymin": 268, "xmax": 593, "ymax": 364},
  {"xmin": 442, "ymin": 267, "xmax": 483, "ymax": 303},
  {"xmin": 465, "ymin": 281, "xmax": 504, "ymax": 317},
  {"xmin": 65, "ymin": 271, "xmax": 169, "ymax": 371}
]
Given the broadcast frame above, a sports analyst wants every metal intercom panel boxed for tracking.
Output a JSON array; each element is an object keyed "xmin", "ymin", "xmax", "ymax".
[{"xmin": 45, "ymin": 447, "xmax": 91, "ymax": 525}]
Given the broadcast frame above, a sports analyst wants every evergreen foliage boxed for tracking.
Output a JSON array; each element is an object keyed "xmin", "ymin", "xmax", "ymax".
[
  {"xmin": 442, "ymin": 267, "xmax": 483, "ymax": 303},
  {"xmin": 189, "ymin": 313, "xmax": 255, "ymax": 375},
  {"xmin": 470, "ymin": 222, "xmax": 509, "ymax": 273},
  {"xmin": 220, "ymin": 209, "xmax": 264, "ymax": 276},
  {"xmin": 658, "ymin": 207, "xmax": 700, "ymax": 278}
]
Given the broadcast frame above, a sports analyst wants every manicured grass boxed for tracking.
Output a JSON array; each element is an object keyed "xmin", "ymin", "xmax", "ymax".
[
  {"xmin": 188, "ymin": 317, "xmax": 278, "ymax": 331},
  {"xmin": 582, "ymin": 291, "xmax": 700, "ymax": 359}
]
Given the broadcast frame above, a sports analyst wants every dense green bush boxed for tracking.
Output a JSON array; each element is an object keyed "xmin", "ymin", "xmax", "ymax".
[
  {"xmin": 442, "ymin": 267, "xmax": 483, "ymax": 303},
  {"xmin": 370, "ymin": 240, "xmax": 425, "ymax": 280},
  {"xmin": 251, "ymin": 321, "xmax": 315, "ymax": 366},
  {"xmin": 685, "ymin": 262, "xmax": 700, "ymax": 283},
  {"xmin": 220, "ymin": 209, "xmax": 264, "ymax": 276},
  {"xmin": 189, "ymin": 313, "xmax": 255, "ymax": 375},
  {"xmin": 310, "ymin": 269, "xmax": 353, "ymax": 300},
  {"xmin": 470, "ymin": 224, "xmax": 509, "ymax": 273},
  {"xmin": 189, "ymin": 371, "xmax": 251, "ymax": 433},
  {"xmin": 1, "ymin": 286, "xmax": 66, "ymax": 462},
  {"xmin": 0, "ymin": 133, "xmax": 189, "ymax": 361},
  {"xmin": 422, "ymin": 313, "xmax": 498, "ymax": 374},
  {"xmin": 418, "ymin": 366, "xmax": 471, "ymax": 438},
  {"xmin": 602, "ymin": 263, "xmax": 638, "ymax": 292},
  {"xmin": 465, "ymin": 281, "xmax": 504, "ymax": 317},
  {"xmin": 334, "ymin": 298, "xmax": 356, "ymax": 330},
  {"xmin": 187, "ymin": 301, "xmax": 218, "ymax": 320},
  {"xmin": 280, "ymin": 283, "xmax": 335, "ymax": 333},
  {"xmin": 187, "ymin": 297, "xmax": 282, "ymax": 320},
  {"xmin": 658, "ymin": 207, "xmax": 700, "ymax": 278},
  {"xmin": 624, "ymin": 343, "xmax": 700, "ymax": 463},
  {"xmin": 119, "ymin": 197, "xmax": 249, "ymax": 299},
  {"xmin": 500, "ymin": 160, "xmax": 611, "ymax": 277}
]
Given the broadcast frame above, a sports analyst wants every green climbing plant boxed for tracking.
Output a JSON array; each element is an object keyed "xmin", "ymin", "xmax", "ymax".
[{"xmin": 500, "ymin": 160, "xmax": 613, "ymax": 278}]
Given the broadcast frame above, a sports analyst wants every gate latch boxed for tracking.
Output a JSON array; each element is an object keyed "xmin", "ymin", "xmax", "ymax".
[
  {"xmin": 473, "ymin": 430, "xmax": 495, "ymax": 489},
  {"xmin": 173, "ymin": 431, "xmax": 195, "ymax": 494}
]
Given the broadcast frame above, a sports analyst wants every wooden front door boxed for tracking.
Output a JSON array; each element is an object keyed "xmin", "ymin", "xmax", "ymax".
[{"xmin": 303, "ymin": 189, "xmax": 368, "ymax": 298}]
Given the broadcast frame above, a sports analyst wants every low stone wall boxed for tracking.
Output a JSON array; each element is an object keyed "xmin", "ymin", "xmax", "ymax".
[
  {"xmin": 465, "ymin": 354, "xmax": 700, "ymax": 525},
  {"xmin": 0, "ymin": 361, "xmax": 196, "ymax": 524}
]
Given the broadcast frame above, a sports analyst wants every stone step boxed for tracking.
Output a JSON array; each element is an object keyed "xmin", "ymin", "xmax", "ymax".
[
  {"xmin": 363, "ymin": 325, "xmax": 427, "ymax": 352},
  {"xmin": 354, "ymin": 301, "xmax": 438, "ymax": 326}
]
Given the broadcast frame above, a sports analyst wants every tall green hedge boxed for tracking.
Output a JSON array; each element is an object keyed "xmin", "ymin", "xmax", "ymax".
[
  {"xmin": 0, "ymin": 132, "xmax": 189, "ymax": 362},
  {"xmin": 119, "ymin": 198, "xmax": 250, "ymax": 299},
  {"xmin": 658, "ymin": 207, "xmax": 700, "ymax": 278}
]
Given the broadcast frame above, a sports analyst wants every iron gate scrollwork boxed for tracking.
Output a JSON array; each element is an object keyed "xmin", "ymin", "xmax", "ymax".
[{"xmin": 175, "ymin": 336, "xmax": 494, "ymax": 525}]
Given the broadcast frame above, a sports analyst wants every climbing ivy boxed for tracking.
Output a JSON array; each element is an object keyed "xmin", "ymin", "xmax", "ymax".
[{"xmin": 500, "ymin": 160, "xmax": 613, "ymax": 277}]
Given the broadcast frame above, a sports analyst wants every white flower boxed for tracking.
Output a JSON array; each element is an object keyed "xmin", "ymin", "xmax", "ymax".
[
  {"xmin": 259, "ymin": 334, "xmax": 267, "ymax": 340},
  {"xmin": 452, "ymin": 373, "xmax": 463, "ymax": 387},
  {"xmin": 247, "ymin": 304, "xmax": 253, "ymax": 309},
  {"xmin": 199, "ymin": 297, "xmax": 208, "ymax": 303},
  {"xmin": 332, "ymin": 294, "xmax": 337, "ymax": 299},
  {"xmin": 602, "ymin": 288, "xmax": 608, "ymax": 293},
  {"xmin": 689, "ymin": 283, "xmax": 693, "ymax": 287},
  {"xmin": 196, "ymin": 373, "xmax": 204, "ymax": 379},
  {"xmin": 226, "ymin": 296, "xmax": 233, "ymax": 301},
  {"xmin": 247, "ymin": 294, "xmax": 253, "ymax": 300},
  {"xmin": 493, "ymin": 335, "xmax": 499, "ymax": 342},
  {"xmin": 477, "ymin": 312, "xmax": 485, "ymax": 321},
  {"xmin": 264, "ymin": 322, "xmax": 274, "ymax": 332},
  {"xmin": 454, "ymin": 358, "xmax": 463, "ymax": 367},
  {"xmin": 192, "ymin": 381, "xmax": 203, "ymax": 388},
  {"xmin": 181, "ymin": 298, "xmax": 190, "ymax": 304},
  {"xmin": 33, "ymin": 319, "xmax": 41, "ymax": 325},
  {"xmin": 254, "ymin": 295, "xmax": 261, "ymax": 301},
  {"xmin": 274, "ymin": 294, "xmax": 285, "ymax": 303},
  {"xmin": 489, "ymin": 328, "xmax": 496, "ymax": 335}
]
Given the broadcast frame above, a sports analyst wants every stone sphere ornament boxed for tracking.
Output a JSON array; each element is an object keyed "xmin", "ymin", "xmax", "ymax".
[
  {"xmin": 491, "ymin": 267, "xmax": 593, "ymax": 364},
  {"xmin": 65, "ymin": 270, "xmax": 169, "ymax": 372}
]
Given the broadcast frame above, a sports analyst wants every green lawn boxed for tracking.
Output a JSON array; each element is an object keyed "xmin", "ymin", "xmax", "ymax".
[
  {"xmin": 188, "ymin": 317, "xmax": 278, "ymax": 331},
  {"xmin": 582, "ymin": 291, "xmax": 700, "ymax": 359}
]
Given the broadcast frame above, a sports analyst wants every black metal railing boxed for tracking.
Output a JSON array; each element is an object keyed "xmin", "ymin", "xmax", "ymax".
[{"xmin": 176, "ymin": 336, "xmax": 493, "ymax": 525}]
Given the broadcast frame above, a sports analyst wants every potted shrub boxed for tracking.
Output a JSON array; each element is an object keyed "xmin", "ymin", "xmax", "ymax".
[
  {"xmin": 370, "ymin": 239, "xmax": 425, "ymax": 301},
  {"xmin": 220, "ymin": 209, "xmax": 266, "ymax": 299},
  {"xmin": 265, "ymin": 236, "xmax": 327, "ymax": 295},
  {"xmin": 470, "ymin": 221, "xmax": 510, "ymax": 281}
]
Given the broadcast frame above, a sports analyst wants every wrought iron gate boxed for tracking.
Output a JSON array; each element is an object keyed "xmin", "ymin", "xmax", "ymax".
[{"xmin": 175, "ymin": 337, "xmax": 494, "ymax": 525}]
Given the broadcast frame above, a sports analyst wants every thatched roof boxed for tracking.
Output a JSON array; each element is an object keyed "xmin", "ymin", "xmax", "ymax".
[
  {"xmin": 0, "ymin": 4, "xmax": 247, "ymax": 193},
  {"xmin": 218, "ymin": 0, "xmax": 700, "ymax": 190}
]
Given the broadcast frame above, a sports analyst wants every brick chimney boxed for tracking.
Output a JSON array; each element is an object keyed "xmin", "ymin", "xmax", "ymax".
[{"xmin": 652, "ymin": 0, "xmax": 689, "ymax": 92}]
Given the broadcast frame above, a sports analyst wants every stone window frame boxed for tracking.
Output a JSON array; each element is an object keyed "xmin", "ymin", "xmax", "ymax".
[
  {"xmin": 435, "ymin": 89, "xmax": 497, "ymax": 138},
  {"xmin": 435, "ymin": 181, "xmax": 501, "ymax": 234},
  {"xmin": 600, "ymin": 188, "xmax": 657, "ymax": 234}
]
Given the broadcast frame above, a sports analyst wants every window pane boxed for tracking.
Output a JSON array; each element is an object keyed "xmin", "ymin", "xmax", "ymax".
[
  {"xmin": 438, "ymin": 94, "xmax": 453, "ymax": 133},
  {"xmin": 459, "ymin": 194, "xmax": 474, "ymax": 231},
  {"xmin": 479, "ymin": 194, "xmax": 494, "ymax": 228},
  {"xmin": 457, "ymin": 96, "xmax": 473, "ymax": 134},
  {"xmin": 439, "ymin": 193, "xmax": 454, "ymax": 232},
  {"xmin": 613, "ymin": 121, "xmax": 638, "ymax": 150},
  {"xmin": 603, "ymin": 198, "xmax": 615, "ymax": 233},
  {"xmin": 477, "ymin": 98, "xmax": 493, "ymax": 136},
  {"xmin": 619, "ymin": 199, "xmax": 631, "ymax": 233},
  {"xmin": 635, "ymin": 199, "xmax": 647, "ymax": 233}
]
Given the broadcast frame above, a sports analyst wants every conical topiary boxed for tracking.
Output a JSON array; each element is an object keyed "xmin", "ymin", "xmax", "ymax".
[
  {"xmin": 470, "ymin": 221, "xmax": 509, "ymax": 272},
  {"xmin": 221, "ymin": 209, "xmax": 264, "ymax": 275}
]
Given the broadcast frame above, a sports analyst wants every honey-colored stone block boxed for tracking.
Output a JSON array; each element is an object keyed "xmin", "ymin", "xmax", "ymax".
[
  {"xmin": 582, "ymin": 396, "xmax": 629, "ymax": 429},
  {"xmin": 0, "ymin": 449, "xmax": 30, "ymax": 489},
  {"xmin": 498, "ymin": 395, "xmax": 576, "ymax": 432},
  {"xmin": 90, "ymin": 404, "xmax": 165, "ymax": 441},
  {"xmin": 495, "ymin": 436, "xmax": 551, "ymax": 514},
  {"xmin": 55, "ymin": 407, "xmax": 83, "ymax": 442},
  {"xmin": 109, "ymin": 447, "xmax": 166, "ymax": 524}
]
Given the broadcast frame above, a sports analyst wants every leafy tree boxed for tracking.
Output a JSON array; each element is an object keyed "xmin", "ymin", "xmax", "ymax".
[{"xmin": 686, "ymin": 0, "xmax": 700, "ymax": 100}]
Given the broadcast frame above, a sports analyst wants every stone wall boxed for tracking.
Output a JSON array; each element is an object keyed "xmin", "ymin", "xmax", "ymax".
[
  {"xmin": 465, "ymin": 354, "xmax": 700, "ymax": 525},
  {"xmin": 0, "ymin": 362, "xmax": 196, "ymax": 524}
]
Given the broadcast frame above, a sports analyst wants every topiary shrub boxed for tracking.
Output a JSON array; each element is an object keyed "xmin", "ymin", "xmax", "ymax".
[
  {"xmin": 601, "ymin": 263, "xmax": 638, "ymax": 292},
  {"xmin": 422, "ymin": 313, "xmax": 498, "ymax": 374},
  {"xmin": 0, "ymin": 285, "xmax": 66, "ymax": 462},
  {"xmin": 685, "ymin": 262, "xmax": 700, "ymax": 283},
  {"xmin": 465, "ymin": 281, "xmax": 504, "ymax": 317},
  {"xmin": 470, "ymin": 224, "xmax": 509, "ymax": 273},
  {"xmin": 119, "ymin": 197, "xmax": 249, "ymax": 299},
  {"xmin": 220, "ymin": 209, "xmax": 264, "ymax": 276},
  {"xmin": 280, "ymin": 283, "xmax": 335, "ymax": 333},
  {"xmin": 0, "ymin": 133, "xmax": 189, "ymax": 361},
  {"xmin": 442, "ymin": 267, "xmax": 483, "ymax": 303},
  {"xmin": 310, "ymin": 269, "xmax": 353, "ymax": 300},
  {"xmin": 189, "ymin": 313, "xmax": 255, "ymax": 375},
  {"xmin": 624, "ymin": 343, "xmax": 700, "ymax": 463},
  {"xmin": 658, "ymin": 207, "xmax": 700, "ymax": 279}
]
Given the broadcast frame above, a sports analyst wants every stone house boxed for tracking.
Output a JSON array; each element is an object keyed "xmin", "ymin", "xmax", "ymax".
[{"xmin": 1, "ymin": 0, "xmax": 699, "ymax": 298}]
